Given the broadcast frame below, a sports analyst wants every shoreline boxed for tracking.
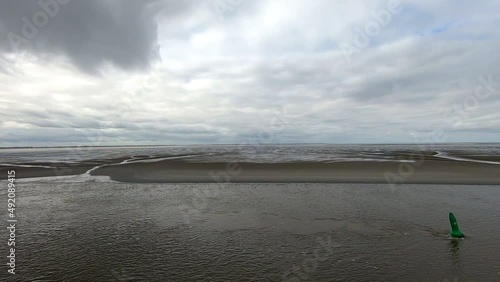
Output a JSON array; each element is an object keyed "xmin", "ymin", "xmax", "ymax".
[{"xmin": 2, "ymin": 158, "xmax": 499, "ymax": 184}]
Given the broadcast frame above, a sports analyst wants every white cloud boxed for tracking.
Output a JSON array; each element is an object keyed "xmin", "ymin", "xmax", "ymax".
[{"xmin": 0, "ymin": 0, "xmax": 499, "ymax": 146}]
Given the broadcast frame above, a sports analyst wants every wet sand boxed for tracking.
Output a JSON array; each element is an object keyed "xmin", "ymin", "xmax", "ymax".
[
  {"xmin": 2, "ymin": 145, "xmax": 499, "ymax": 184},
  {"xmin": 0, "ymin": 164, "xmax": 93, "ymax": 178},
  {"xmin": 3, "ymin": 158, "xmax": 499, "ymax": 184},
  {"xmin": 92, "ymin": 159, "xmax": 500, "ymax": 184}
]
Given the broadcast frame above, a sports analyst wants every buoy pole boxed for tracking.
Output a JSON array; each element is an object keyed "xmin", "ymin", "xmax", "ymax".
[{"xmin": 449, "ymin": 212, "xmax": 464, "ymax": 238}]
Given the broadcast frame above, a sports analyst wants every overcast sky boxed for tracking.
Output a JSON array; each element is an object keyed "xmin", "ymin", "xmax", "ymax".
[{"xmin": 0, "ymin": 0, "xmax": 499, "ymax": 146}]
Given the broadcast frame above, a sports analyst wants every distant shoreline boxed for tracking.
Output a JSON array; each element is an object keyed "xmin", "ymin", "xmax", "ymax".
[
  {"xmin": 0, "ymin": 142, "xmax": 500, "ymax": 149},
  {"xmin": 1, "ymin": 142, "xmax": 500, "ymax": 149}
]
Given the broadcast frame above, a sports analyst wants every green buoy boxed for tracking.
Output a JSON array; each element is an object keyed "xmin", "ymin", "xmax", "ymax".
[{"xmin": 449, "ymin": 212, "xmax": 464, "ymax": 238}]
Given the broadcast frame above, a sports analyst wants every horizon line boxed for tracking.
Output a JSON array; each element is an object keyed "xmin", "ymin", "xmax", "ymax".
[{"xmin": 1, "ymin": 141, "xmax": 499, "ymax": 149}]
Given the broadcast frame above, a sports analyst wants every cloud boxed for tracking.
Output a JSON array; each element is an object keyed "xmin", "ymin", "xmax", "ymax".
[
  {"xmin": 0, "ymin": 0, "xmax": 499, "ymax": 146},
  {"xmin": 0, "ymin": 0, "xmax": 166, "ymax": 73}
]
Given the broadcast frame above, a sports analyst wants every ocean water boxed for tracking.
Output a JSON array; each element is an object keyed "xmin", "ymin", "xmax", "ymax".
[{"xmin": 2, "ymin": 181, "xmax": 500, "ymax": 281}]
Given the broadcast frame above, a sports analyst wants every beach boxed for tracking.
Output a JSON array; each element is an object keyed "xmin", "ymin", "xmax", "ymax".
[
  {"xmin": 90, "ymin": 159, "xmax": 500, "ymax": 184},
  {"xmin": 3, "ymin": 159, "xmax": 500, "ymax": 184},
  {"xmin": 1, "ymin": 144, "xmax": 500, "ymax": 281},
  {"xmin": 1, "ymin": 144, "xmax": 500, "ymax": 184}
]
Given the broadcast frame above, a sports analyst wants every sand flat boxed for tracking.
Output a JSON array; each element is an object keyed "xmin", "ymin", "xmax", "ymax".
[{"xmin": 87, "ymin": 159, "xmax": 500, "ymax": 184}]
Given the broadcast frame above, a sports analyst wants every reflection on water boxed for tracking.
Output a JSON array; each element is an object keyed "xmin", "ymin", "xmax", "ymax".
[
  {"xmin": 3, "ymin": 182, "xmax": 499, "ymax": 281},
  {"xmin": 448, "ymin": 239, "xmax": 465, "ymax": 279},
  {"xmin": 449, "ymin": 239, "xmax": 461, "ymax": 263}
]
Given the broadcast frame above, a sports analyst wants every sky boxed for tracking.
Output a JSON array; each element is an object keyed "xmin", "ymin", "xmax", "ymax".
[{"xmin": 0, "ymin": 0, "xmax": 499, "ymax": 146}]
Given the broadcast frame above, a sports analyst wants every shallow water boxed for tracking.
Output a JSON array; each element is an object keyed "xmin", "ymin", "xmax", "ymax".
[
  {"xmin": 2, "ymin": 181, "xmax": 499, "ymax": 281},
  {"xmin": 2, "ymin": 143, "xmax": 500, "ymax": 166}
]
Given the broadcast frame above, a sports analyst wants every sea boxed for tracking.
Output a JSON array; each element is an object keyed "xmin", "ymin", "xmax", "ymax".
[{"xmin": 0, "ymin": 144, "xmax": 499, "ymax": 281}]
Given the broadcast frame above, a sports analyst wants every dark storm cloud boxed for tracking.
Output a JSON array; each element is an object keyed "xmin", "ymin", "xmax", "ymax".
[{"xmin": 0, "ymin": 0, "xmax": 180, "ymax": 73}]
